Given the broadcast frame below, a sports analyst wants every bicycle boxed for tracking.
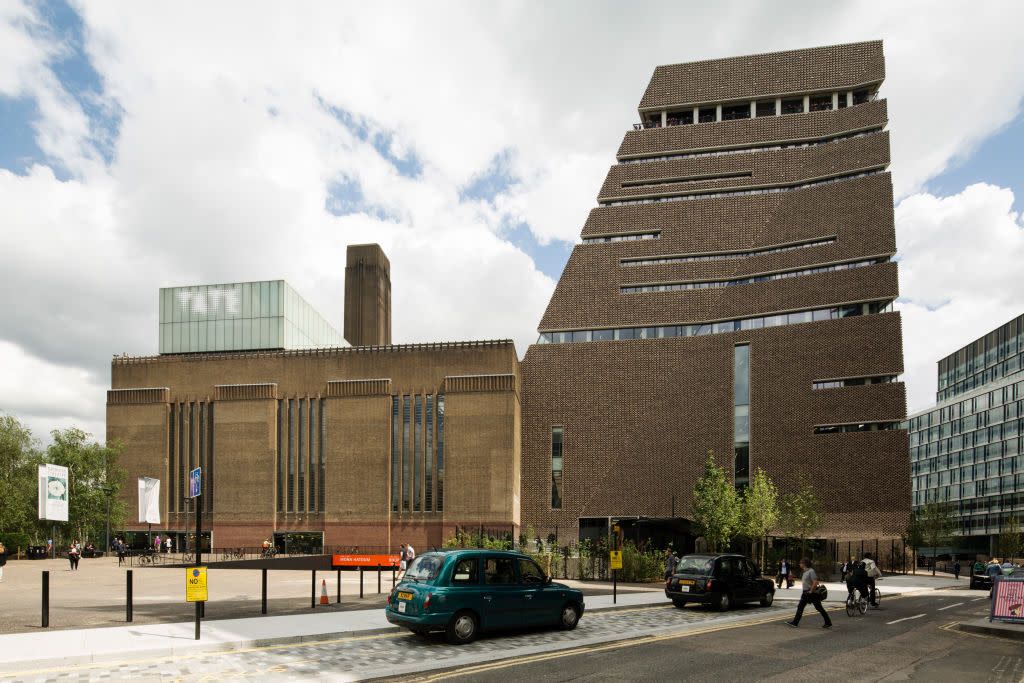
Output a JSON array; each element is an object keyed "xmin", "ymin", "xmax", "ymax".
[
  {"xmin": 221, "ymin": 548, "xmax": 244, "ymax": 561},
  {"xmin": 183, "ymin": 551, "xmax": 195, "ymax": 563},
  {"xmin": 260, "ymin": 547, "xmax": 277, "ymax": 559},
  {"xmin": 845, "ymin": 589, "xmax": 868, "ymax": 617}
]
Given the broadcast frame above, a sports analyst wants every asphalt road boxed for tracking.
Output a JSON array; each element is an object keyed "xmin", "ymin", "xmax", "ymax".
[{"xmin": 413, "ymin": 589, "xmax": 1022, "ymax": 683}]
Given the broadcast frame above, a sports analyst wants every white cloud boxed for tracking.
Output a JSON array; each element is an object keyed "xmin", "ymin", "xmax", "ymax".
[
  {"xmin": 1, "ymin": 0, "xmax": 1023, "ymax": 440},
  {"xmin": 895, "ymin": 184, "xmax": 1024, "ymax": 413}
]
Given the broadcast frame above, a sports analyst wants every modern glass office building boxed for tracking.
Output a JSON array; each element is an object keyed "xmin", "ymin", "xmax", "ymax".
[
  {"xmin": 908, "ymin": 314, "xmax": 1024, "ymax": 552},
  {"xmin": 158, "ymin": 280, "xmax": 346, "ymax": 354}
]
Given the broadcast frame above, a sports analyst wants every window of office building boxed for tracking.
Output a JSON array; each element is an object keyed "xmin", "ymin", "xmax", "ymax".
[
  {"xmin": 168, "ymin": 401, "xmax": 214, "ymax": 514},
  {"xmin": 722, "ymin": 103, "xmax": 750, "ymax": 120},
  {"xmin": 809, "ymin": 94, "xmax": 833, "ymax": 111},
  {"xmin": 390, "ymin": 393, "xmax": 445, "ymax": 514},
  {"xmin": 781, "ymin": 98, "xmax": 804, "ymax": 115},
  {"xmin": 437, "ymin": 394, "xmax": 445, "ymax": 512},
  {"xmin": 414, "ymin": 395, "xmax": 422, "ymax": 512},
  {"xmin": 425, "ymin": 395, "xmax": 434, "ymax": 511},
  {"xmin": 402, "ymin": 396, "xmax": 410, "ymax": 512},
  {"xmin": 734, "ymin": 345, "xmax": 750, "ymax": 489},
  {"xmin": 551, "ymin": 426, "xmax": 564, "ymax": 508},
  {"xmin": 391, "ymin": 397, "xmax": 399, "ymax": 512},
  {"xmin": 755, "ymin": 100, "xmax": 776, "ymax": 117},
  {"xmin": 276, "ymin": 397, "xmax": 323, "ymax": 515},
  {"xmin": 698, "ymin": 107, "xmax": 716, "ymax": 123}
]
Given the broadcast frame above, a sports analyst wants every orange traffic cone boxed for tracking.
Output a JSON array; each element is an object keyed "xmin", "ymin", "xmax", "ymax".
[{"xmin": 320, "ymin": 579, "xmax": 329, "ymax": 605}]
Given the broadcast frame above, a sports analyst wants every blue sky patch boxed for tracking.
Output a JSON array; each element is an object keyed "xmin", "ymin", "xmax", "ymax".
[
  {"xmin": 503, "ymin": 220, "xmax": 573, "ymax": 281},
  {"xmin": 325, "ymin": 177, "xmax": 397, "ymax": 222},
  {"xmin": 0, "ymin": 96, "xmax": 45, "ymax": 173},
  {"xmin": 460, "ymin": 149, "xmax": 517, "ymax": 202},
  {"xmin": 319, "ymin": 99, "xmax": 422, "ymax": 179}
]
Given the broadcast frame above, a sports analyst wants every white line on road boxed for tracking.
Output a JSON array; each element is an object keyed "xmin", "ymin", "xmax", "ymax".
[
  {"xmin": 971, "ymin": 597, "xmax": 988, "ymax": 602},
  {"xmin": 937, "ymin": 602, "xmax": 965, "ymax": 611},
  {"xmin": 887, "ymin": 613, "xmax": 926, "ymax": 625}
]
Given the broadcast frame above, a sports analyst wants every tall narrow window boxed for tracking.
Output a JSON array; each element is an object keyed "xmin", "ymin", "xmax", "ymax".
[
  {"xmin": 437, "ymin": 394, "xmax": 445, "ymax": 512},
  {"xmin": 425, "ymin": 394, "xmax": 434, "ymax": 511},
  {"xmin": 297, "ymin": 399, "xmax": 305, "ymax": 511},
  {"xmin": 318, "ymin": 398, "xmax": 325, "ymax": 512},
  {"xmin": 391, "ymin": 397, "xmax": 399, "ymax": 512},
  {"xmin": 178, "ymin": 403, "xmax": 185, "ymax": 512},
  {"xmin": 551, "ymin": 426, "xmax": 564, "ymax": 508},
  {"xmin": 277, "ymin": 400, "xmax": 284, "ymax": 511},
  {"xmin": 414, "ymin": 395, "xmax": 422, "ymax": 512},
  {"xmin": 288, "ymin": 398, "xmax": 296, "ymax": 512},
  {"xmin": 207, "ymin": 403, "xmax": 214, "ymax": 514},
  {"xmin": 402, "ymin": 395, "xmax": 411, "ymax": 512},
  {"xmin": 734, "ymin": 345, "xmax": 751, "ymax": 489},
  {"xmin": 168, "ymin": 404, "xmax": 176, "ymax": 512},
  {"xmin": 308, "ymin": 398, "xmax": 317, "ymax": 513}
]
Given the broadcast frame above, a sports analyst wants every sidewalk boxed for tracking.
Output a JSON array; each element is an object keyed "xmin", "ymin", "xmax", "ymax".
[{"xmin": 0, "ymin": 573, "xmax": 964, "ymax": 674}]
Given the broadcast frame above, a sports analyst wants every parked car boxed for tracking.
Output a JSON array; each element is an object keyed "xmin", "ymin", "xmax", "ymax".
[
  {"xmin": 665, "ymin": 553, "xmax": 775, "ymax": 611},
  {"xmin": 970, "ymin": 563, "xmax": 1015, "ymax": 589},
  {"xmin": 385, "ymin": 549, "xmax": 585, "ymax": 644}
]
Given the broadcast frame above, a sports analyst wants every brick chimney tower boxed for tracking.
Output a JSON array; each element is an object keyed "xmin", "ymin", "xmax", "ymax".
[{"xmin": 343, "ymin": 244, "xmax": 392, "ymax": 346}]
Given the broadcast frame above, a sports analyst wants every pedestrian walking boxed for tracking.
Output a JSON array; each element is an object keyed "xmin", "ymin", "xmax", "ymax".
[
  {"xmin": 664, "ymin": 548, "xmax": 679, "ymax": 580},
  {"xmin": 398, "ymin": 544, "xmax": 408, "ymax": 576},
  {"xmin": 987, "ymin": 558, "xmax": 1002, "ymax": 598},
  {"xmin": 777, "ymin": 558, "xmax": 791, "ymax": 589},
  {"xmin": 787, "ymin": 558, "xmax": 832, "ymax": 629},
  {"xmin": 0, "ymin": 541, "xmax": 7, "ymax": 582},
  {"xmin": 953, "ymin": 560, "xmax": 961, "ymax": 580},
  {"xmin": 154, "ymin": 534, "xmax": 162, "ymax": 553},
  {"xmin": 116, "ymin": 538, "xmax": 126, "ymax": 566},
  {"xmin": 841, "ymin": 556, "xmax": 854, "ymax": 583},
  {"xmin": 68, "ymin": 541, "xmax": 80, "ymax": 571},
  {"xmin": 165, "ymin": 537, "xmax": 173, "ymax": 554}
]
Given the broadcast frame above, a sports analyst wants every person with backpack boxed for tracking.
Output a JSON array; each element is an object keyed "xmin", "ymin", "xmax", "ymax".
[
  {"xmin": 787, "ymin": 558, "xmax": 832, "ymax": 629},
  {"xmin": 847, "ymin": 558, "xmax": 869, "ymax": 605},
  {"xmin": 862, "ymin": 552, "xmax": 882, "ymax": 606}
]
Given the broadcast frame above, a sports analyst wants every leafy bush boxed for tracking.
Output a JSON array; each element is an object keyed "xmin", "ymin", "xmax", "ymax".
[
  {"xmin": 618, "ymin": 541, "xmax": 663, "ymax": 583},
  {"xmin": 0, "ymin": 532, "xmax": 30, "ymax": 554}
]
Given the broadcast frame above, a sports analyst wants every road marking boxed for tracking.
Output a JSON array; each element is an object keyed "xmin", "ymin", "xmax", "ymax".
[
  {"xmin": 937, "ymin": 602, "xmax": 965, "ymax": 611},
  {"xmin": 886, "ymin": 613, "xmax": 926, "ymax": 625},
  {"xmin": 413, "ymin": 613, "xmax": 799, "ymax": 682}
]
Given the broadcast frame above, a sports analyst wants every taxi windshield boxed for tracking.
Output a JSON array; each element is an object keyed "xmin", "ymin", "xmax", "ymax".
[{"xmin": 405, "ymin": 554, "xmax": 445, "ymax": 582}]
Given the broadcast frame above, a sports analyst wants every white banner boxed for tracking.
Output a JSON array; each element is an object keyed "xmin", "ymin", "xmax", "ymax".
[
  {"xmin": 38, "ymin": 463, "xmax": 69, "ymax": 522},
  {"xmin": 138, "ymin": 477, "xmax": 161, "ymax": 524}
]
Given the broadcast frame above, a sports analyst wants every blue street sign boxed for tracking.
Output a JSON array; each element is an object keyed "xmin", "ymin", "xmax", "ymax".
[{"xmin": 188, "ymin": 467, "xmax": 201, "ymax": 499}]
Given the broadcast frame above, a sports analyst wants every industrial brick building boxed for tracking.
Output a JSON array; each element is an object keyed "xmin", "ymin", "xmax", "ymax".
[
  {"xmin": 520, "ymin": 40, "xmax": 909, "ymax": 542},
  {"xmin": 110, "ymin": 245, "xmax": 520, "ymax": 551}
]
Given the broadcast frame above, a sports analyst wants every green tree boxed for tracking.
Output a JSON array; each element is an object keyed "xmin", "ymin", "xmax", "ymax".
[
  {"xmin": 902, "ymin": 511, "xmax": 924, "ymax": 575},
  {"xmin": 779, "ymin": 476, "xmax": 823, "ymax": 558},
  {"xmin": 740, "ymin": 468, "xmax": 779, "ymax": 571},
  {"xmin": 918, "ymin": 500, "xmax": 957, "ymax": 576},
  {"xmin": 0, "ymin": 415, "xmax": 43, "ymax": 543},
  {"xmin": 691, "ymin": 451, "xmax": 740, "ymax": 552},
  {"xmin": 997, "ymin": 516, "xmax": 1022, "ymax": 564}
]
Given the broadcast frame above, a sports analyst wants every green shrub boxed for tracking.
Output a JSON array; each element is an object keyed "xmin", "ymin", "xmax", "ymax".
[{"xmin": 0, "ymin": 532, "xmax": 30, "ymax": 554}]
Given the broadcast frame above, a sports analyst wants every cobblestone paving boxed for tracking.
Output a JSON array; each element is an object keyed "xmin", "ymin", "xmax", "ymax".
[{"xmin": 5, "ymin": 603, "xmax": 786, "ymax": 682}]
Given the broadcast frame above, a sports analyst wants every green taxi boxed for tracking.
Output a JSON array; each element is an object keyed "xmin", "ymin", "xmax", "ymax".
[{"xmin": 385, "ymin": 549, "xmax": 585, "ymax": 644}]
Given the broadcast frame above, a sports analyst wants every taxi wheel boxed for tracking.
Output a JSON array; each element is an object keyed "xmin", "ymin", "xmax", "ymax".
[
  {"xmin": 446, "ymin": 610, "xmax": 479, "ymax": 645},
  {"xmin": 672, "ymin": 598, "xmax": 687, "ymax": 609},
  {"xmin": 760, "ymin": 592, "xmax": 774, "ymax": 607},
  {"xmin": 715, "ymin": 592, "xmax": 731, "ymax": 611},
  {"xmin": 559, "ymin": 602, "xmax": 581, "ymax": 630}
]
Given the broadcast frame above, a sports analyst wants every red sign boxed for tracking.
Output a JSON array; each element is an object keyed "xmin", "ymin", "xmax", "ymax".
[
  {"xmin": 991, "ymin": 576, "xmax": 1024, "ymax": 623},
  {"xmin": 332, "ymin": 553, "xmax": 400, "ymax": 568}
]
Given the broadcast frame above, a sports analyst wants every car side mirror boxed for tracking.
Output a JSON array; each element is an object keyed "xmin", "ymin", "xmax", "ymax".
[{"xmin": 545, "ymin": 575, "xmax": 552, "ymax": 585}]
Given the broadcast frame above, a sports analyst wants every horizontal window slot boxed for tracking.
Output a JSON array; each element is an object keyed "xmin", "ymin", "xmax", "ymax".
[
  {"xmin": 602, "ymin": 169, "xmax": 886, "ymax": 207},
  {"xmin": 621, "ymin": 259, "xmax": 884, "ymax": 293},
  {"xmin": 621, "ymin": 237, "xmax": 836, "ymax": 266},
  {"xmin": 536, "ymin": 300, "xmax": 894, "ymax": 345},
  {"xmin": 814, "ymin": 422, "xmax": 901, "ymax": 434},
  {"xmin": 581, "ymin": 231, "xmax": 660, "ymax": 245},
  {"xmin": 619, "ymin": 129, "xmax": 882, "ymax": 165},
  {"xmin": 621, "ymin": 171, "xmax": 752, "ymax": 189},
  {"xmin": 813, "ymin": 375, "xmax": 898, "ymax": 390}
]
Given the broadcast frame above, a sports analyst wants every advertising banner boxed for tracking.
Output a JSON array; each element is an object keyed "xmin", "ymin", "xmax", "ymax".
[
  {"xmin": 188, "ymin": 467, "xmax": 201, "ymax": 499},
  {"xmin": 37, "ymin": 463, "xmax": 69, "ymax": 522},
  {"xmin": 332, "ymin": 554, "xmax": 401, "ymax": 568},
  {"xmin": 138, "ymin": 477, "xmax": 162, "ymax": 524},
  {"xmin": 990, "ymin": 576, "xmax": 1024, "ymax": 623}
]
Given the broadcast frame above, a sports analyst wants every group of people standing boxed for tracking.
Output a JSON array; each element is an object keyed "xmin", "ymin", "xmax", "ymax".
[{"xmin": 398, "ymin": 543, "xmax": 416, "ymax": 575}]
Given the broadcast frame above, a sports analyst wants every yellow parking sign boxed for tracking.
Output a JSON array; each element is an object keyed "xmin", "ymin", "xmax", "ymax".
[
  {"xmin": 185, "ymin": 566, "xmax": 208, "ymax": 602},
  {"xmin": 609, "ymin": 550, "xmax": 623, "ymax": 570}
]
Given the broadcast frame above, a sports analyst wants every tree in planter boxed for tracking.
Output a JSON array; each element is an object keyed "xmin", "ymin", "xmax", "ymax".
[
  {"xmin": 918, "ymin": 500, "xmax": 957, "ymax": 576},
  {"xmin": 691, "ymin": 451, "xmax": 741, "ymax": 553},
  {"xmin": 902, "ymin": 511, "xmax": 924, "ymax": 575},
  {"xmin": 739, "ymin": 468, "xmax": 779, "ymax": 571},
  {"xmin": 997, "ymin": 516, "xmax": 1022, "ymax": 564},
  {"xmin": 779, "ymin": 476, "xmax": 823, "ymax": 559}
]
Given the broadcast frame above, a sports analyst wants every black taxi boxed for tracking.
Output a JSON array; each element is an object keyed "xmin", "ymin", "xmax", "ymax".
[{"xmin": 665, "ymin": 553, "xmax": 774, "ymax": 611}]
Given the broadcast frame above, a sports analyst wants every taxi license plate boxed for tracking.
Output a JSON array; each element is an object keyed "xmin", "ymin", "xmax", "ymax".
[
  {"xmin": 398, "ymin": 602, "xmax": 406, "ymax": 613},
  {"xmin": 398, "ymin": 592, "xmax": 414, "ymax": 600},
  {"xmin": 680, "ymin": 586, "xmax": 690, "ymax": 592},
  {"xmin": 680, "ymin": 579, "xmax": 694, "ymax": 585}
]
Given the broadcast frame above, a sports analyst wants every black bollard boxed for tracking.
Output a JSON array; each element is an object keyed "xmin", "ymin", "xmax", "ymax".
[
  {"xmin": 261, "ymin": 568, "xmax": 267, "ymax": 615},
  {"xmin": 127, "ymin": 570, "xmax": 134, "ymax": 622},
  {"xmin": 337, "ymin": 569, "xmax": 341, "ymax": 603},
  {"xmin": 377, "ymin": 565, "xmax": 381, "ymax": 594},
  {"xmin": 42, "ymin": 570, "xmax": 49, "ymax": 628},
  {"xmin": 392, "ymin": 567, "xmax": 396, "ymax": 588},
  {"xmin": 311, "ymin": 571, "xmax": 316, "ymax": 609},
  {"xmin": 360, "ymin": 567, "xmax": 364, "ymax": 599}
]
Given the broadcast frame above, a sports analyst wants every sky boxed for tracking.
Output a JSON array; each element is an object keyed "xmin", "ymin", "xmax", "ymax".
[{"xmin": 0, "ymin": 0, "xmax": 1022, "ymax": 443}]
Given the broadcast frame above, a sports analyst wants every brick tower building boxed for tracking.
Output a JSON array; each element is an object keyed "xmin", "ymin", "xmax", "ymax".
[{"xmin": 521, "ymin": 41, "xmax": 909, "ymax": 543}]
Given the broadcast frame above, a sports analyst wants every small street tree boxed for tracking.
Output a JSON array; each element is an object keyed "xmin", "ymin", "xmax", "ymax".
[
  {"xmin": 903, "ymin": 511, "xmax": 924, "ymax": 575},
  {"xmin": 997, "ymin": 516, "xmax": 1022, "ymax": 563},
  {"xmin": 740, "ymin": 468, "xmax": 779, "ymax": 571},
  {"xmin": 779, "ymin": 476, "xmax": 823, "ymax": 558},
  {"xmin": 691, "ymin": 451, "xmax": 740, "ymax": 552},
  {"xmin": 918, "ymin": 500, "xmax": 957, "ymax": 576}
]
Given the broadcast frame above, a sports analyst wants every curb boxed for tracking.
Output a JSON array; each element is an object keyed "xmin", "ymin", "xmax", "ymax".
[{"xmin": 958, "ymin": 620, "xmax": 1024, "ymax": 641}]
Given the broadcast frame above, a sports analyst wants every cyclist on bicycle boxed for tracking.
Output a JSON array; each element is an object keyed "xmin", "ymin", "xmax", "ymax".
[
  {"xmin": 847, "ymin": 559, "xmax": 870, "ymax": 606},
  {"xmin": 862, "ymin": 552, "xmax": 882, "ymax": 606}
]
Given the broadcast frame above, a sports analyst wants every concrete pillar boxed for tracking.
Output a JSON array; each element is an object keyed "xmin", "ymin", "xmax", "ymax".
[
  {"xmin": 775, "ymin": 98, "xmax": 781, "ymax": 116},
  {"xmin": 846, "ymin": 91, "xmax": 853, "ymax": 107},
  {"xmin": 661, "ymin": 111, "xmax": 667, "ymax": 127},
  {"xmin": 692, "ymin": 107, "xmax": 699, "ymax": 124},
  {"xmin": 832, "ymin": 92, "xmax": 839, "ymax": 110},
  {"xmin": 715, "ymin": 104, "xmax": 722, "ymax": 122},
  {"xmin": 750, "ymin": 101, "xmax": 756, "ymax": 118},
  {"xmin": 802, "ymin": 95, "xmax": 810, "ymax": 113}
]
